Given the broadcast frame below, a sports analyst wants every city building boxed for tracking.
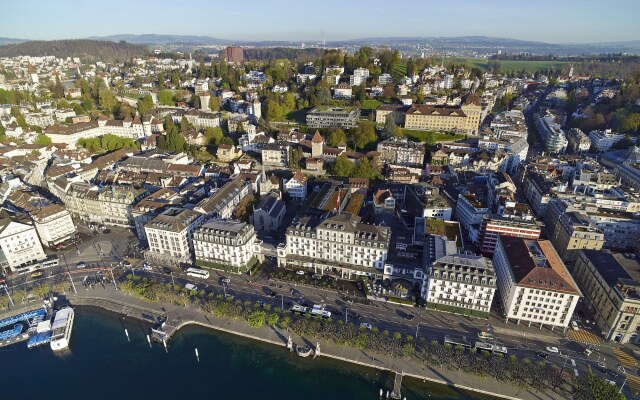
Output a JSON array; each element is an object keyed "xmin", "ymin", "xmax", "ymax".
[
  {"xmin": 306, "ymin": 106, "xmax": 360, "ymax": 129},
  {"xmin": 377, "ymin": 137, "xmax": 425, "ymax": 168},
  {"xmin": 144, "ymin": 207, "xmax": 205, "ymax": 266},
  {"xmin": 424, "ymin": 254, "xmax": 497, "ymax": 318},
  {"xmin": 277, "ymin": 213, "xmax": 390, "ymax": 280},
  {"xmin": 251, "ymin": 191, "xmax": 286, "ymax": 232},
  {"xmin": 0, "ymin": 210, "xmax": 47, "ymax": 273},
  {"xmin": 543, "ymin": 199, "xmax": 605, "ymax": 264},
  {"xmin": 261, "ymin": 143, "xmax": 290, "ymax": 167},
  {"xmin": 220, "ymin": 46, "xmax": 244, "ymax": 63},
  {"xmin": 588, "ymin": 129, "xmax": 625, "ymax": 153},
  {"xmin": 404, "ymin": 95, "xmax": 482, "ymax": 135},
  {"xmin": 195, "ymin": 176, "xmax": 253, "ymax": 219},
  {"xmin": 455, "ymin": 193, "xmax": 489, "ymax": 244},
  {"xmin": 283, "ymin": 171, "xmax": 307, "ymax": 202},
  {"xmin": 478, "ymin": 202, "xmax": 541, "ymax": 256},
  {"xmin": 566, "ymin": 128, "xmax": 591, "ymax": 154},
  {"xmin": 534, "ymin": 113, "xmax": 568, "ymax": 154},
  {"xmin": 492, "ymin": 236, "xmax": 581, "ymax": 330},
  {"xmin": 193, "ymin": 219, "xmax": 259, "ymax": 273},
  {"xmin": 573, "ymin": 250, "xmax": 640, "ymax": 344}
]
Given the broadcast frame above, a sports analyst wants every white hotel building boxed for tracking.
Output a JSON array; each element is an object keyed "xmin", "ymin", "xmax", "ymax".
[
  {"xmin": 424, "ymin": 254, "xmax": 496, "ymax": 318},
  {"xmin": 144, "ymin": 207, "xmax": 205, "ymax": 266},
  {"xmin": 0, "ymin": 211, "xmax": 47, "ymax": 273},
  {"xmin": 277, "ymin": 213, "xmax": 390, "ymax": 280},
  {"xmin": 193, "ymin": 219, "xmax": 260, "ymax": 273},
  {"xmin": 492, "ymin": 236, "xmax": 581, "ymax": 330}
]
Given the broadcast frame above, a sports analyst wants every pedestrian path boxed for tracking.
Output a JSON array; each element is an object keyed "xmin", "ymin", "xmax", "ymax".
[
  {"xmin": 567, "ymin": 329, "xmax": 602, "ymax": 345},
  {"xmin": 613, "ymin": 348, "xmax": 638, "ymax": 368}
]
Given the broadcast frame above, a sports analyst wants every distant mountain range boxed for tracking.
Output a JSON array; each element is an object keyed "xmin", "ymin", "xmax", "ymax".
[{"xmin": 2, "ymin": 35, "xmax": 640, "ymax": 56}]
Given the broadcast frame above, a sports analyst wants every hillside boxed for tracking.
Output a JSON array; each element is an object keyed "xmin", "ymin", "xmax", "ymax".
[{"xmin": 0, "ymin": 39, "xmax": 149, "ymax": 62}]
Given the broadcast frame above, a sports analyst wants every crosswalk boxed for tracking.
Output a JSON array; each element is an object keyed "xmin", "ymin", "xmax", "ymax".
[
  {"xmin": 567, "ymin": 329, "xmax": 602, "ymax": 345},
  {"xmin": 613, "ymin": 348, "xmax": 640, "ymax": 395}
]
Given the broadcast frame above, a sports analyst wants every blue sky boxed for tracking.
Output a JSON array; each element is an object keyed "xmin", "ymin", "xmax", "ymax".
[{"xmin": 2, "ymin": 0, "xmax": 638, "ymax": 43}]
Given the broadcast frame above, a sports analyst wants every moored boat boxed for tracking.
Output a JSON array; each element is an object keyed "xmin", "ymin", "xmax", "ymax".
[{"xmin": 50, "ymin": 307, "xmax": 74, "ymax": 351}]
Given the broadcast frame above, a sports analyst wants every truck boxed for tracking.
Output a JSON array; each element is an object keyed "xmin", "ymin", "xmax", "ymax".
[{"xmin": 309, "ymin": 304, "xmax": 331, "ymax": 318}]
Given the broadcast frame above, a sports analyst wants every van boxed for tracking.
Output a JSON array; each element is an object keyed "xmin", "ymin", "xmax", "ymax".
[{"xmin": 185, "ymin": 283, "xmax": 198, "ymax": 291}]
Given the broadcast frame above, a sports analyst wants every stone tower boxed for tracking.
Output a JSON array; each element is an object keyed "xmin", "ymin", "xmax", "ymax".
[{"xmin": 311, "ymin": 130, "xmax": 324, "ymax": 158}]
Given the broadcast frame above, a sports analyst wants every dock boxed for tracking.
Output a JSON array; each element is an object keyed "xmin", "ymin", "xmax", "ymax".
[
  {"xmin": 390, "ymin": 371, "xmax": 403, "ymax": 399},
  {"xmin": 0, "ymin": 307, "xmax": 48, "ymax": 348}
]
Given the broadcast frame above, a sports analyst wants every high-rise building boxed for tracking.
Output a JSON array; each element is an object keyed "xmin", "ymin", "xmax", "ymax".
[{"xmin": 220, "ymin": 46, "xmax": 244, "ymax": 63}]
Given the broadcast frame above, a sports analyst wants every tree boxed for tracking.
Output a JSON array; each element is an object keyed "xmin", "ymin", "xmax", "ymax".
[
  {"xmin": 53, "ymin": 76, "xmax": 64, "ymax": 98},
  {"xmin": 353, "ymin": 121, "xmax": 378, "ymax": 149},
  {"xmin": 204, "ymin": 127, "xmax": 224, "ymax": 145},
  {"xmin": 328, "ymin": 129, "xmax": 347, "ymax": 147},
  {"xmin": 34, "ymin": 134, "xmax": 52, "ymax": 145},
  {"xmin": 209, "ymin": 96, "xmax": 221, "ymax": 112},
  {"xmin": 331, "ymin": 154, "xmax": 355, "ymax": 177},
  {"xmin": 353, "ymin": 157, "xmax": 380, "ymax": 179},
  {"xmin": 0, "ymin": 121, "xmax": 5, "ymax": 141},
  {"xmin": 622, "ymin": 113, "xmax": 640, "ymax": 133},
  {"xmin": 11, "ymin": 107, "xmax": 27, "ymax": 129},
  {"xmin": 137, "ymin": 94, "xmax": 154, "ymax": 115},
  {"xmin": 574, "ymin": 375, "xmax": 626, "ymax": 400},
  {"xmin": 289, "ymin": 147, "xmax": 304, "ymax": 169},
  {"xmin": 180, "ymin": 116, "xmax": 195, "ymax": 132},
  {"xmin": 164, "ymin": 130, "xmax": 187, "ymax": 152},
  {"xmin": 381, "ymin": 117, "xmax": 399, "ymax": 139},
  {"xmin": 98, "ymin": 87, "xmax": 117, "ymax": 115},
  {"xmin": 219, "ymin": 136, "xmax": 234, "ymax": 146},
  {"xmin": 232, "ymin": 195, "xmax": 255, "ymax": 223},
  {"xmin": 157, "ymin": 90, "xmax": 174, "ymax": 106},
  {"xmin": 266, "ymin": 99, "xmax": 283, "ymax": 121}
]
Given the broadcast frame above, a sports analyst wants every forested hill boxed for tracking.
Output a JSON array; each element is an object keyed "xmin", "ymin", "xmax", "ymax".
[
  {"xmin": 243, "ymin": 47, "xmax": 325, "ymax": 61},
  {"xmin": 0, "ymin": 39, "xmax": 149, "ymax": 62}
]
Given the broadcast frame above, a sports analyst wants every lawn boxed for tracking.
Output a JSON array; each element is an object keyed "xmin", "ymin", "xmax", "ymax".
[
  {"xmin": 362, "ymin": 99, "xmax": 383, "ymax": 110},
  {"xmin": 447, "ymin": 57, "xmax": 568, "ymax": 74},
  {"xmin": 401, "ymin": 128, "xmax": 465, "ymax": 143},
  {"xmin": 392, "ymin": 64, "xmax": 407, "ymax": 78}
]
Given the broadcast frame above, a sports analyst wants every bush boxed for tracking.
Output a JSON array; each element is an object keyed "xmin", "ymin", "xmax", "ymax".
[{"xmin": 248, "ymin": 310, "xmax": 267, "ymax": 328}]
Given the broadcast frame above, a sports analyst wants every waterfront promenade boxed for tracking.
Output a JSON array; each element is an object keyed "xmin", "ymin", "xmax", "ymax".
[{"xmin": 0, "ymin": 287, "xmax": 562, "ymax": 400}]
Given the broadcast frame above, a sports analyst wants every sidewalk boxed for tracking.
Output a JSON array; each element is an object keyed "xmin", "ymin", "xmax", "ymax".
[{"xmin": 48, "ymin": 287, "xmax": 563, "ymax": 400}]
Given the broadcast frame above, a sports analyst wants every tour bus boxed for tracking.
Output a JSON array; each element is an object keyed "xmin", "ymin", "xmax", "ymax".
[{"xmin": 186, "ymin": 267, "xmax": 210, "ymax": 279}]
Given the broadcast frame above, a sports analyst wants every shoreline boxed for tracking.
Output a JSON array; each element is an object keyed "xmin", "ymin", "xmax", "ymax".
[{"xmin": 67, "ymin": 295, "xmax": 547, "ymax": 400}]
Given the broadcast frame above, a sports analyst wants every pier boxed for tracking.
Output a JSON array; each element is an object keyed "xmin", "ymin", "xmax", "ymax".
[
  {"xmin": 0, "ymin": 307, "xmax": 49, "ymax": 349},
  {"xmin": 390, "ymin": 371, "xmax": 403, "ymax": 399}
]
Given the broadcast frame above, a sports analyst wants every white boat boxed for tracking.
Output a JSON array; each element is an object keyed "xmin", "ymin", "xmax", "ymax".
[{"xmin": 50, "ymin": 307, "xmax": 74, "ymax": 351}]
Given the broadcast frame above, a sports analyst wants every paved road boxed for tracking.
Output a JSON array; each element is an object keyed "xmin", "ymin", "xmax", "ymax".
[{"xmin": 2, "ymin": 250, "xmax": 637, "ymax": 398}]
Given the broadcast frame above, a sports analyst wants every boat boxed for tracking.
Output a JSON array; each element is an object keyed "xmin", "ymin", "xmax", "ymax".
[
  {"xmin": 295, "ymin": 345, "xmax": 313, "ymax": 358},
  {"xmin": 50, "ymin": 307, "xmax": 74, "ymax": 351}
]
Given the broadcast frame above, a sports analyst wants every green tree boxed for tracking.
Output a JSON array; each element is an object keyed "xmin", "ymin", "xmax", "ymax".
[
  {"xmin": 331, "ymin": 154, "xmax": 355, "ymax": 177},
  {"xmin": 574, "ymin": 375, "xmax": 626, "ymax": 400},
  {"xmin": 53, "ymin": 76, "xmax": 65, "ymax": 98},
  {"xmin": 157, "ymin": 90, "xmax": 174, "ymax": 106},
  {"xmin": 266, "ymin": 99, "xmax": 283, "ymax": 121},
  {"xmin": 282, "ymin": 92, "xmax": 296, "ymax": 111},
  {"xmin": 0, "ymin": 121, "xmax": 5, "ymax": 141},
  {"xmin": 99, "ymin": 88, "xmax": 117, "ymax": 115},
  {"xmin": 204, "ymin": 127, "xmax": 224, "ymax": 145},
  {"xmin": 622, "ymin": 113, "xmax": 640, "ymax": 133},
  {"xmin": 328, "ymin": 129, "xmax": 347, "ymax": 147},
  {"xmin": 34, "ymin": 134, "xmax": 52, "ymax": 145},
  {"xmin": 163, "ymin": 130, "xmax": 187, "ymax": 152},
  {"xmin": 353, "ymin": 121, "xmax": 378, "ymax": 149},
  {"xmin": 353, "ymin": 157, "xmax": 380, "ymax": 179},
  {"xmin": 209, "ymin": 96, "xmax": 221, "ymax": 111},
  {"xmin": 180, "ymin": 116, "xmax": 195, "ymax": 132},
  {"xmin": 381, "ymin": 117, "xmax": 399, "ymax": 139},
  {"xmin": 137, "ymin": 94, "xmax": 154, "ymax": 115},
  {"xmin": 288, "ymin": 147, "xmax": 304, "ymax": 169},
  {"xmin": 248, "ymin": 310, "xmax": 267, "ymax": 328},
  {"xmin": 11, "ymin": 107, "xmax": 27, "ymax": 129},
  {"xmin": 219, "ymin": 137, "xmax": 234, "ymax": 146}
]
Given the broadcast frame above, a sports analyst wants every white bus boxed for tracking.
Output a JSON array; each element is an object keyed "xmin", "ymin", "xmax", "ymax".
[{"xmin": 186, "ymin": 268, "xmax": 210, "ymax": 279}]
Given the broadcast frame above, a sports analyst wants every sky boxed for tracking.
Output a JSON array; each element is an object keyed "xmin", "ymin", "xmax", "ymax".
[{"xmin": 1, "ymin": 0, "xmax": 639, "ymax": 43}]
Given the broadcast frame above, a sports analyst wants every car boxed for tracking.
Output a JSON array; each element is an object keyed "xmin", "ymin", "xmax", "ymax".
[
  {"xmin": 267, "ymin": 291, "xmax": 277, "ymax": 298},
  {"xmin": 219, "ymin": 277, "xmax": 231, "ymax": 284},
  {"xmin": 103, "ymin": 229, "xmax": 111, "ymax": 234},
  {"xmin": 537, "ymin": 352, "xmax": 549, "ymax": 359},
  {"xmin": 312, "ymin": 274, "xmax": 322, "ymax": 280},
  {"xmin": 76, "ymin": 262, "xmax": 87, "ymax": 269},
  {"xmin": 122, "ymin": 260, "xmax": 132, "ymax": 267},
  {"xmin": 617, "ymin": 364, "xmax": 626, "ymax": 373},
  {"xmin": 162, "ymin": 267, "xmax": 172, "ymax": 274},
  {"xmin": 256, "ymin": 300, "xmax": 266, "ymax": 306},
  {"xmin": 142, "ymin": 264, "xmax": 152, "ymax": 271},
  {"xmin": 584, "ymin": 348, "xmax": 593, "ymax": 356},
  {"xmin": 478, "ymin": 331, "xmax": 494, "ymax": 340},
  {"xmin": 546, "ymin": 346, "xmax": 559, "ymax": 353},
  {"xmin": 571, "ymin": 321, "xmax": 579, "ymax": 331},
  {"xmin": 30, "ymin": 270, "xmax": 44, "ymax": 278},
  {"xmin": 360, "ymin": 322, "xmax": 373, "ymax": 330},
  {"xmin": 296, "ymin": 270, "xmax": 305, "ymax": 276},
  {"xmin": 185, "ymin": 283, "xmax": 198, "ymax": 291},
  {"xmin": 403, "ymin": 313, "xmax": 415, "ymax": 321}
]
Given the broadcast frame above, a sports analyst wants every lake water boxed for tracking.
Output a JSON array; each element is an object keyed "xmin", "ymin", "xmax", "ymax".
[{"xmin": 0, "ymin": 307, "xmax": 496, "ymax": 400}]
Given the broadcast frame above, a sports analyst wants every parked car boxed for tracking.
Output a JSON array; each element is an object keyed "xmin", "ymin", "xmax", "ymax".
[
  {"xmin": 122, "ymin": 260, "xmax": 132, "ymax": 267},
  {"xmin": 30, "ymin": 270, "xmax": 44, "ymax": 278},
  {"xmin": 546, "ymin": 346, "xmax": 559, "ymax": 353},
  {"xmin": 537, "ymin": 352, "xmax": 549, "ymax": 359},
  {"xmin": 185, "ymin": 283, "xmax": 198, "ymax": 291},
  {"xmin": 571, "ymin": 321, "xmax": 580, "ymax": 331},
  {"xmin": 162, "ymin": 267, "xmax": 172, "ymax": 274},
  {"xmin": 296, "ymin": 270, "xmax": 305, "ymax": 276},
  {"xmin": 403, "ymin": 313, "xmax": 415, "ymax": 321},
  {"xmin": 312, "ymin": 274, "xmax": 322, "ymax": 280},
  {"xmin": 219, "ymin": 277, "xmax": 231, "ymax": 284},
  {"xmin": 267, "ymin": 291, "xmax": 277, "ymax": 298},
  {"xmin": 76, "ymin": 262, "xmax": 86, "ymax": 269},
  {"xmin": 360, "ymin": 322, "xmax": 373, "ymax": 330}
]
